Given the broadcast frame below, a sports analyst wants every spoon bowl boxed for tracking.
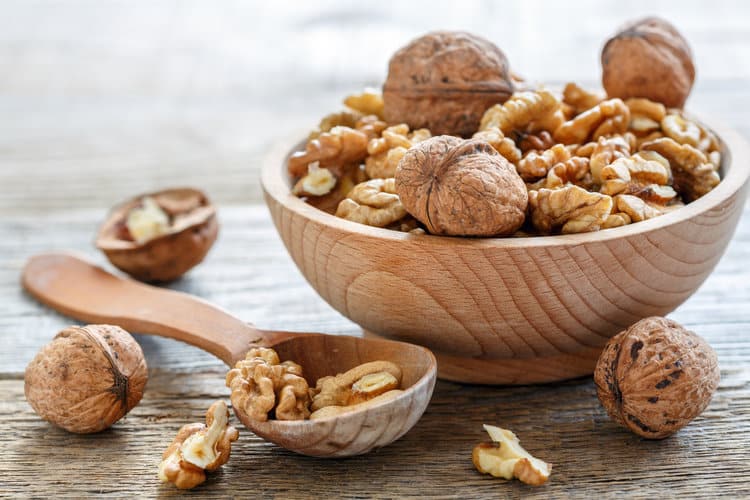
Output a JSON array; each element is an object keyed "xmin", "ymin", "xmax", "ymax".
[{"xmin": 21, "ymin": 252, "xmax": 436, "ymax": 457}]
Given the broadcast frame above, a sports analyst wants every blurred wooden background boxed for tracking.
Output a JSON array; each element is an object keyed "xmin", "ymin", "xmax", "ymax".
[
  {"xmin": 1, "ymin": 0, "xmax": 749, "ymax": 213},
  {"xmin": 2, "ymin": 1, "xmax": 750, "ymax": 498}
]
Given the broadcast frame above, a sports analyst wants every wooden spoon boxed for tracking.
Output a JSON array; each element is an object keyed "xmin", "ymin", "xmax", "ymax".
[{"xmin": 21, "ymin": 252, "xmax": 437, "ymax": 457}]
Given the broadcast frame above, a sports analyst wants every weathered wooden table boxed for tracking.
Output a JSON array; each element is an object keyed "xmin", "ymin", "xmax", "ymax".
[{"xmin": 1, "ymin": 2, "xmax": 749, "ymax": 498}]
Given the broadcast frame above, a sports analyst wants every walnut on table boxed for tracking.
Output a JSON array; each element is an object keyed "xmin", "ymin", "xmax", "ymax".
[
  {"xmin": 158, "ymin": 400, "xmax": 239, "ymax": 490},
  {"xmin": 473, "ymin": 424, "xmax": 551, "ymax": 486},
  {"xmin": 225, "ymin": 347, "xmax": 311, "ymax": 422}
]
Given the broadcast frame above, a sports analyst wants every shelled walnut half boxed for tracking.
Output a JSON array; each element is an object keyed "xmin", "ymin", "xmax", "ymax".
[
  {"xmin": 96, "ymin": 187, "xmax": 218, "ymax": 282},
  {"xmin": 158, "ymin": 400, "xmax": 239, "ymax": 490},
  {"xmin": 473, "ymin": 424, "xmax": 551, "ymax": 486}
]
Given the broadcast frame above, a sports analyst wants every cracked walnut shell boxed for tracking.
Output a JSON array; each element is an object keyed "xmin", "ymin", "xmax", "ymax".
[
  {"xmin": 24, "ymin": 325, "xmax": 148, "ymax": 434},
  {"xmin": 395, "ymin": 136, "xmax": 528, "ymax": 236},
  {"xmin": 602, "ymin": 17, "xmax": 695, "ymax": 108},
  {"xmin": 594, "ymin": 317, "xmax": 720, "ymax": 439},
  {"xmin": 96, "ymin": 187, "xmax": 218, "ymax": 282},
  {"xmin": 383, "ymin": 31, "xmax": 514, "ymax": 137}
]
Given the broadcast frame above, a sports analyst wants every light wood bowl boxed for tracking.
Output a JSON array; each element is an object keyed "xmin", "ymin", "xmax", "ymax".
[{"xmin": 262, "ymin": 121, "xmax": 750, "ymax": 384}]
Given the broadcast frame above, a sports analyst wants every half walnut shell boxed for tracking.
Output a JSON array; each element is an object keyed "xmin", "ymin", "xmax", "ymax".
[{"xmin": 96, "ymin": 187, "xmax": 218, "ymax": 282}]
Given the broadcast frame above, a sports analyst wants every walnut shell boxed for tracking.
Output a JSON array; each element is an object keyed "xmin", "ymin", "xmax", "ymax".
[
  {"xmin": 24, "ymin": 325, "xmax": 148, "ymax": 434},
  {"xmin": 602, "ymin": 17, "xmax": 695, "ymax": 108},
  {"xmin": 395, "ymin": 136, "xmax": 528, "ymax": 236},
  {"xmin": 383, "ymin": 31, "xmax": 514, "ymax": 137},
  {"xmin": 594, "ymin": 317, "xmax": 720, "ymax": 439},
  {"xmin": 96, "ymin": 187, "xmax": 218, "ymax": 282}
]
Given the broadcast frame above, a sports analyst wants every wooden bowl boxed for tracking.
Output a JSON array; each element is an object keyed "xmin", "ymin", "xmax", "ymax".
[{"xmin": 261, "ymin": 121, "xmax": 750, "ymax": 384}]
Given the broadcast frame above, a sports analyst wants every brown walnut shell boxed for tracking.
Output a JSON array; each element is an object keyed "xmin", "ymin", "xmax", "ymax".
[
  {"xmin": 96, "ymin": 187, "xmax": 218, "ymax": 282},
  {"xmin": 395, "ymin": 136, "xmax": 528, "ymax": 236},
  {"xmin": 602, "ymin": 17, "xmax": 695, "ymax": 108},
  {"xmin": 24, "ymin": 325, "xmax": 148, "ymax": 434},
  {"xmin": 383, "ymin": 31, "xmax": 514, "ymax": 137},
  {"xmin": 594, "ymin": 316, "xmax": 720, "ymax": 439}
]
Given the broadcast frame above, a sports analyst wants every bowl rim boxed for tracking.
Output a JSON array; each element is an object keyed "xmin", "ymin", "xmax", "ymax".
[{"xmin": 262, "ymin": 117, "xmax": 750, "ymax": 248}]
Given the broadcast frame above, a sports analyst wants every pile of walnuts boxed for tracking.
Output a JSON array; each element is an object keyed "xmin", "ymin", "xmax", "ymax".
[{"xmin": 289, "ymin": 23, "xmax": 722, "ymax": 238}]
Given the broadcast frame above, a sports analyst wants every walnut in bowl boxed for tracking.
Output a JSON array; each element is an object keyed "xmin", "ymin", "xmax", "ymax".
[{"xmin": 262, "ymin": 120, "xmax": 749, "ymax": 384}]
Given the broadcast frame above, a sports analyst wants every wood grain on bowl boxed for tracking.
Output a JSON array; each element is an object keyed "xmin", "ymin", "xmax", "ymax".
[{"xmin": 262, "ymin": 121, "xmax": 750, "ymax": 384}]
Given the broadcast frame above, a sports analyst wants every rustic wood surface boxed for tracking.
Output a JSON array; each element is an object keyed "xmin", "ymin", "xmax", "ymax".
[{"xmin": 2, "ymin": 1, "xmax": 750, "ymax": 498}]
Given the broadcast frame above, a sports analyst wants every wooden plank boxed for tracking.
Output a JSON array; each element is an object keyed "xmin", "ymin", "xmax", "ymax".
[{"xmin": 1, "ymin": 370, "xmax": 748, "ymax": 498}]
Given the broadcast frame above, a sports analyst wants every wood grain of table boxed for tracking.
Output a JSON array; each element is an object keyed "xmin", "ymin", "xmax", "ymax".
[{"xmin": 1, "ymin": 1, "xmax": 749, "ymax": 498}]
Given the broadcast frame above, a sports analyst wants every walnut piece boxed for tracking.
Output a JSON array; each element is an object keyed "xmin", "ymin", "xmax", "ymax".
[
  {"xmin": 225, "ymin": 347, "xmax": 311, "ymax": 422},
  {"xmin": 554, "ymin": 98, "xmax": 630, "ymax": 145},
  {"xmin": 158, "ymin": 400, "xmax": 239, "ymax": 490},
  {"xmin": 589, "ymin": 135, "xmax": 631, "ymax": 184},
  {"xmin": 24, "ymin": 324, "xmax": 148, "ymax": 434},
  {"xmin": 335, "ymin": 178, "xmax": 408, "ymax": 227},
  {"xmin": 308, "ymin": 110, "xmax": 363, "ymax": 140},
  {"xmin": 383, "ymin": 31, "xmax": 514, "ymax": 137},
  {"xmin": 292, "ymin": 163, "xmax": 337, "ymax": 197},
  {"xmin": 599, "ymin": 151, "xmax": 675, "ymax": 204},
  {"xmin": 395, "ymin": 136, "xmax": 528, "ymax": 236},
  {"xmin": 473, "ymin": 424, "xmax": 551, "ymax": 486},
  {"xmin": 479, "ymin": 90, "xmax": 561, "ymax": 135},
  {"xmin": 288, "ymin": 126, "xmax": 369, "ymax": 179},
  {"xmin": 529, "ymin": 185, "xmax": 613, "ymax": 234},
  {"xmin": 344, "ymin": 89, "xmax": 385, "ymax": 119},
  {"xmin": 366, "ymin": 124, "xmax": 431, "ymax": 178},
  {"xmin": 310, "ymin": 360, "xmax": 402, "ymax": 412},
  {"xmin": 517, "ymin": 144, "xmax": 571, "ymax": 181},
  {"xmin": 594, "ymin": 317, "xmax": 720, "ymax": 439},
  {"xmin": 543, "ymin": 157, "xmax": 592, "ymax": 190},
  {"xmin": 641, "ymin": 137, "xmax": 720, "ymax": 201},
  {"xmin": 472, "ymin": 127, "xmax": 522, "ymax": 164},
  {"xmin": 126, "ymin": 196, "xmax": 170, "ymax": 244},
  {"xmin": 602, "ymin": 17, "xmax": 695, "ymax": 108},
  {"xmin": 562, "ymin": 82, "xmax": 604, "ymax": 116},
  {"xmin": 309, "ymin": 390, "xmax": 405, "ymax": 420}
]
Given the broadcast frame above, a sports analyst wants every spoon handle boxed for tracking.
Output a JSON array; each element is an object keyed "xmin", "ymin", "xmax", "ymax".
[{"xmin": 22, "ymin": 252, "xmax": 270, "ymax": 365}]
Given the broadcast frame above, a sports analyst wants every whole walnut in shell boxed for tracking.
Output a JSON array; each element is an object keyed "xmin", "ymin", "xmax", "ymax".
[
  {"xmin": 594, "ymin": 317, "xmax": 720, "ymax": 439},
  {"xmin": 24, "ymin": 325, "xmax": 148, "ymax": 434},
  {"xmin": 96, "ymin": 187, "xmax": 218, "ymax": 282},
  {"xmin": 602, "ymin": 17, "xmax": 695, "ymax": 108},
  {"xmin": 383, "ymin": 31, "xmax": 514, "ymax": 137},
  {"xmin": 395, "ymin": 136, "xmax": 528, "ymax": 236}
]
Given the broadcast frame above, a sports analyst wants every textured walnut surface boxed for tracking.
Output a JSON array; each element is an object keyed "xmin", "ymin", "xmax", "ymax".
[
  {"xmin": 602, "ymin": 17, "xmax": 695, "ymax": 108},
  {"xmin": 594, "ymin": 317, "xmax": 720, "ymax": 439},
  {"xmin": 395, "ymin": 136, "xmax": 527, "ymax": 236},
  {"xmin": 383, "ymin": 31, "xmax": 513, "ymax": 136}
]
